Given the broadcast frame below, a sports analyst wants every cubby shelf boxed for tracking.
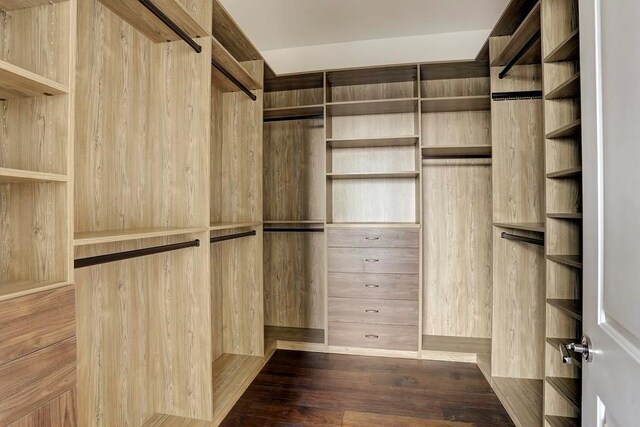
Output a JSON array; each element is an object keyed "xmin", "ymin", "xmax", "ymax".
[
  {"xmin": 265, "ymin": 326, "xmax": 325, "ymax": 344},
  {"xmin": 547, "ymin": 299, "xmax": 582, "ymax": 321},
  {"xmin": 264, "ymin": 104, "xmax": 324, "ymax": 121},
  {"xmin": 545, "ymin": 29, "xmax": 580, "ymax": 63},
  {"xmin": 546, "ymin": 119, "xmax": 581, "ymax": 139},
  {"xmin": 492, "ymin": 377, "xmax": 543, "ymax": 427},
  {"xmin": 0, "ymin": 279, "xmax": 69, "ymax": 302},
  {"xmin": 422, "ymin": 145, "xmax": 492, "ymax": 159},
  {"xmin": 545, "ymin": 415, "xmax": 580, "ymax": 427},
  {"xmin": 546, "ymin": 377, "xmax": 581, "ymax": 412},
  {"xmin": 547, "ymin": 254, "xmax": 583, "ymax": 269},
  {"xmin": 546, "ymin": 338, "xmax": 582, "ymax": 367},
  {"xmin": 547, "ymin": 166, "xmax": 582, "ymax": 179},
  {"xmin": 327, "ymin": 135, "xmax": 419, "ymax": 149},
  {"xmin": 327, "ymin": 171, "xmax": 419, "ymax": 179},
  {"xmin": 0, "ymin": 60, "xmax": 68, "ymax": 99},
  {"xmin": 96, "ymin": 0, "xmax": 209, "ymax": 44},
  {"xmin": 546, "ymin": 73, "xmax": 580, "ymax": 100},
  {"xmin": 211, "ymin": 36, "xmax": 262, "ymax": 94},
  {"xmin": 494, "ymin": 222, "xmax": 545, "ymax": 233},
  {"xmin": 74, "ymin": 227, "xmax": 208, "ymax": 246},
  {"xmin": 326, "ymin": 98, "xmax": 418, "ymax": 116},
  {"xmin": 210, "ymin": 222, "xmax": 260, "ymax": 231},
  {"xmin": 548, "ymin": 213, "xmax": 582, "ymax": 220},
  {"xmin": 264, "ymin": 220, "xmax": 324, "ymax": 224},
  {"xmin": 490, "ymin": 1, "xmax": 541, "ymax": 67},
  {"xmin": 0, "ymin": 167, "xmax": 68, "ymax": 183},
  {"xmin": 421, "ymin": 335, "xmax": 491, "ymax": 354},
  {"xmin": 420, "ymin": 95, "xmax": 491, "ymax": 113}
]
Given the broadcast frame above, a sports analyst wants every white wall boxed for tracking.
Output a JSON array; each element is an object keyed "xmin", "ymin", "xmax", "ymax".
[{"xmin": 262, "ymin": 30, "xmax": 490, "ymax": 74}]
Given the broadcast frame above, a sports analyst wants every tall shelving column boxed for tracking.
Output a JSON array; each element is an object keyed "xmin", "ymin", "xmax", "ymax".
[{"xmin": 541, "ymin": 0, "xmax": 582, "ymax": 425}]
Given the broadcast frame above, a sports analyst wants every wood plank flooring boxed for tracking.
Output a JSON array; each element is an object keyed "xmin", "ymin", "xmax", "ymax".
[{"xmin": 220, "ymin": 350, "xmax": 514, "ymax": 426}]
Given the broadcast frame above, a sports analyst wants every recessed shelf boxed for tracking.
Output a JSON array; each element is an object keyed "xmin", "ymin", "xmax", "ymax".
[
  {"xmin": 422, "ymin": 145, "xmax": 492, "ymax": 159},
  {"xmin": 548, "ymin": 213, "xmax": 582, "ymax": 220},
  {"xmin": 492, "ymin": 377, "xmax": 543, "ymax": 427},
  {"xmin": 74, "ymin": 227, "xmax": 208, "ymax": 246},
  {"xmin": 211, "ymin": 36, "xmax": 262, "ymax": 95},
  {"xmin": 546, "ymin": 119, "xmax": 581, "ymax": 139},
  {"xmin": 0, "ymin": 279, "xmax": 69, "ymax": 302},
  {"xmin": 96, "ymin": 0, "xmax": 209, "ymax": 44},
  {"xmin": 545, "ymin": 29, "xmax": 580, "ymax": 63},
  {"xmin": 421, "ymin": 335, "xmax": 491, "ymax": 354},
  {"xmin": 0, "ymin": 0, "xmax": 66, "ymax": 11},
  {"xmin": 546, "ymin": 338, "xmax": 582, "ymax": 367},
  {"xmin": 491, "ymin": 1, "xmax": 541, "ymax": 67},
  {"xmin": 265, "ymin": 326, "xmax": 325, "ymax": 344},
  {"xmin": 327, "ymin": 171, "xmax": 419, "ymax": 180},
  {"xmin": 327, "ymin": 135, "xmax": 419, "ymax": 149},
  {"xmin": 546, "ymin": 73, "xmax": 580, "ymax": 100},
  {"xmin": 0, "ymin": 167, "xmax": 68, "ymax": 183},
  {"xmin": 547, "ymin": 166, "xmax": 582, "ymax": 179},
  {"xmin": 547, "ymin": 299, "xmax": 582, "ymax": 321},
  {"xmin": 264, "ymin": 104, "xmax": 324, "ymax": 121},
  {"xmin": 546, "ymin": 377, "xmax": 581, "ymax": 412},
  {"xmin": 0, "ymin": 60, "xmax": 68, "ymax": 99},
  {"xmin": 210, "ymin": 222, "xmax": 260, "ymax": 231},
  {"xmin": 326, "ymin": 222, "xmax": 421, "ymax": 229},
  {"xmin": 494, "ymin": 222, "xmax": 545, "ymax": 233},
  {"xmin": 547, "ymin": 255, "xmax": 583, "ymax": 269},
  {"xmin": 420, "ymin": 96, "xmax": 490, "ymax": 113},
  {"xmin": 545, "ymin": 415, "xmax": 580, "ymax": 427},
  {"xmin": 326, "ymin": 98, "xmax": 418, "ymax": 116}
]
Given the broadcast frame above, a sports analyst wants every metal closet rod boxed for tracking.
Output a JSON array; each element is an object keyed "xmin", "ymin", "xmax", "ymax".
[
  {"xmin": 501, "ymin": 232, "xmax": 544, "ymax": 246},
  {"xmin": 499, "ymin": 30, "xmax": 541, "ymax": 80},
  {"xmin": 211, "ymin": 59, "xmax": 257, "ymax": 101},
  {"xmin": 74, "ymin": 239, "xmax": 200, "ymax": 269},
  {"xmin": 264, "ymin": 227, "xmax": 325, "ymax": 233},
  {"xmin": 264, "ymin": 114, "xmax": 325, "ymax": 123},
  {"xmin": 210, "ymin": 230, "xmax": 257, "ymax": 243},
  {"xmin": 138, "ymin": 0, "xmax": 202, "ymax": 53}
]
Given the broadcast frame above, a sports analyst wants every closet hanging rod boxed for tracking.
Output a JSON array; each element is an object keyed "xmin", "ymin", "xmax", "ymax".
[
  {"xmin": 492, "ymin": 90, "xmax": 543, "ymax": 101},
  {"xmin": 264, "ymin": 227, "xmax": 325, "ymax": 233},
  {"xmin": 499, "ymin": 30, "xmax": 541, "ymax": 79},
  {"xmin": 138, "ymin": 0, "xmax": 202, "ymax": 53},
  {"xmin": 74, "ymin": 239, "xmax": 200, "ymax": 269},
  {"xmin": 210, "ymin": 230, "xmax": 257, "ymax": 243},
  {"xmin": 211, "ymin": 59, "xmax": 257, "ymax": 101},
  {"xmin": 501, "ymin": 232, "xmax": 544, "ymax": 246},
  {"xmin": 264, "ymin": 114, "xmax": 324, "ymax": 123}
]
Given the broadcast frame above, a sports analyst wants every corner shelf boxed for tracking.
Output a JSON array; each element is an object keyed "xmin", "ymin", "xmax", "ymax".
[
  {"xmin": 546, "ymin": 338, "xmax": 582, "ymax": 367},
  {"xmin": 0, "ymin": 279, "xmax": 69, "ymax": 302},
  {"xmin": 547, "ymin": 299, "xmax": 582, "ymax": 321},
  {"xmin": 545, "ymin": 29, "xmax": 580, "ymax": 63},
  {"xmin": 74, "ymin": 227, "xmax": 208, "ymax": 246},
  {"xmin": 547, "ymin": 166, "xmax": 582, "ymax": 179},
  {"xmin": 547, "ymin": 255, "xmax": 583, "ymax": 269},
  {"xmin": 420, "ymin": 96, "xmax": 490, "ymax": 113},
  {"xmin": 546, "ymin": 119, "xmax": 581, "ymax": 139},
  {"xmin": 265, "ymin": 326, "xmax": 325, "ymax": 344},
  {"xmin": 0, "ymin": 60, "xmax": 68, "ymax": 99},
  {"xmin": 97, "ymin": 0, "xmax": 209, "ymax": 44},
  {"xmin": 421, "ymin": 335, "xmax": 491, "ymax": 354},
  {"xmin": 326, "ymin": 98, "xmax": 418, "ymax": 116},
  {"xmin": 327, "ymin": 171, "xmax": 419, "ymax": 180},
  {"xmin": 492, "ymin": 377, "xmax": 543, "ymax": 427},
  {"xmin": 0, "ymin": 167, "xmax": 68, "ymax": 183},
  {"xmin": 494, "ymin": 222, "xmax": 545, "ymax": 233},
  {"xmin": 545, "ymin": 415, "xmax": 580, "ymax": 427},
  {"xmin": 327, "ymin": 135, "xmax": 419, "ymax": 149},
  {"xmin": 546, "ymin": 73, "xmax": 580, "ymax": 100},
  {"xmin": 490, "ymin": 1, "xmax": 542, "ymax": 67},
  {"xmin": 264, "ymin": 104, "xmax": 324, "ymax": 121},
  {"xmin": 211, "ymin": 36, "xmax": 262, "ymax": 94},
  {"xmin": 546, "ymin": 377, "xmax": 581, "ymax": 412},
  {"xmin": 422, "ymin": 145, "xmax": 491, "ymax": 159},
  {"xmin": 210, "ymin": 222, "xmax": 260, "ymax": 231}
]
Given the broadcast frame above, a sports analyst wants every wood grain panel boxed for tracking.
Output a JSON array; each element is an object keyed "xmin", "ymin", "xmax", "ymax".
[
  {"xmin": 421, "ymin": 77, "xmax": 490, "ymax": 98},
  {"xmin": 489, "ymin": 37, "xmax": 542, "ymax": 93},
  {"xmin": 422, "ymin": 111, "xmax": 491, "ymax": 147},
  {"xmin": 7, "ymin": 388, "xmax": 77, "ymax": 427},
  {"xmin": 328, "ymin": 272, "xmax": 418, "ymax": 300},
  {"xmin": 328, "ymin": 112, "xmax": 417, "ymax": 140},
  {"xmin": 330, "ymin": 146, "xmax": 415, "ymax": 174},
  {"xmin": 328, "ymin": 322, "xmax": 418, "ymax": 351},
  {"xmin": 264, "ymin": 87, "xmax": 324, "ymax": 109},
  {"xmin": 329, "ymin": 297, "xmax": 418, "ymax": 326},
  {"xmin": 327, "ymin": 227, "xmax": 418, "ymax": 248},
  {"xmin": 328, "ymin": 247, "xmax": 419, "ymax": 274}
]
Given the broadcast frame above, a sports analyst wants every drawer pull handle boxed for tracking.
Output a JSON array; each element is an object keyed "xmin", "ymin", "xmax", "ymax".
[
  {"xmin": 364, "ymin": 284, "xmax": 379, "ymax": 288},
  {"xmin": 365, "ymin": 258, "xmax": 379, "ymax": 263},
  {"xmin": 365, "ymin": 309, "xmax": 379, "ymax": 313},
  {"xmin": 365, "ymin": 334, "xmax": 379, "ymax": 339},
  {"xmin": 365, "ymin": 236, "xmax": 380, "ymax": 240}
]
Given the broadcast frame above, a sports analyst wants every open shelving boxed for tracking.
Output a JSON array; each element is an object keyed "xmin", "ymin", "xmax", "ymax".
[
  {"xmin": 546, "ymin": 73, "xmax": 580, "ymax": 100},
  {"xmin": 545, "ymin": 415, "xmax": 580, "ymax": 427},
  {"xmin": 490, "ymin": 1, "xmax": 541, "ymax": 68},
  {"xmin": 492, "ymin": 377, "xmax": 543, "ymax": 427},
  {"xmin": 421, "ymin": 95, "xmax": 490, "ymax": 113},
  {"xmin": 327, "ymin": 135, "xmax": 418, "ymax": 149},
  {"xmin": 547, "ymin": 255, "xmax": 583, "ymax": 269},
  {"xmin": 327, "ymin": 98, "xmax": 418, "ymax": 116},
  {"xmin": 74, "ymin": 227, "xmax": 208, "ymax": 246},
  {"xmin": 547, "ymin": 299, "xmax": 582, "ymax": 321},
  {"xmin": 547, "ymin": 213, "xmax": 582, "ymax": 220},
  {"xmin": 547, "ymin": 166, "xmax": 582, "ymax": 179},
  {"xmin": 494, "ymin": 222, "xmax": 545, "ymax": 233},
  {"xmin": 545, "ymin": 29, "xmax": 580, "ymax": 63},
  {"xmin": 210, "ymin": 222, "xmax": 261, "ymax": 231},
  {"xmin": 546, "ymin": 377, "xmax": 581, "ymax": 412},
  {"xmin": 546, "ymin": 119, "xmax": 581, "ymax": 139},
  {"xmin": 327, "ymin": 171, "xmax": 419, "ymax": 180},
  {"xmin": 0, "ymin": 168, "xmax": 67, "ymax": 183},
  {"xmin": 421, "ymin": 335, "xmax": 491, "ymax": 354},
  {"xmin": 211, "ymin": 36, "xmax": 263, "ymax": 95},
  {"xmin": 0, "ymin": 60, "xmax": 68, "ymax": 99},
  {"xmin": 421, "ymin": 145, "xmax": 491, "ymax": 159},
  {"xmin": 264, "ymin": 104, "xmax": 324, "ymax": 121},
  {"xmin": 0, "ymin": 279, "xmax": 69, "ymax": 303}
]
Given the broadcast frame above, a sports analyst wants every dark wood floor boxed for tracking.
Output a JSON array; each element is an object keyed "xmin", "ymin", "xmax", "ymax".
[{"xmin": 220, "ymin": 350, "xmax": 514, "ymax": 427}]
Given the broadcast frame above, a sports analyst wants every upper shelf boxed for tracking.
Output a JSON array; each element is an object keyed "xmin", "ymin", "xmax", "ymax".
[
  {"xmin": 0, "ymin": 279, "xmax": 69, "ymax": 302},
  {"xmin": 97, "ymin": 0, "xmax": 208, "ymax": 44},
  {"xmin": 74, "ymin": 227, "xmax": 207, "ymax": 246},
  {"xmin": 326, "ymin": 98, "xmax": 418, "ymax": 116},
  {"xmin": 0, "ymin": 0, "xmax": 66, "ymax": 11},
  {"xmin": 545, "ymin": 29, "xmax": 580, "ymax": 63},
  {"xmin": 264, "ymin": 105, "xmax": 324, "ymax": 122},
  {"xmin": 0, "ymin": 60, "xmax": 68, "ymax": 99},
  {"xmin": 211, "ymin": 36, "xmax": 262, "ymax": 95},
  {"xmin": 494, "ymin": 222, "xmax": 545, "ymax": 233},
  {"xmin": 210, "ymin": 222, "xmax": 261, "ymax": 231},
  {"xmin": 546, "ymin": 119, "xmax": 581, "ymax": 139},
  {"xmin": 491, "ymin": 1, "xmax": 541, "ymax": 68},
  {"xmin": 328, "ymin": 135, "xmax": 419, "ymax": 149},
  {"xmin": 327, "ymin": 171, "xmax": 419, "ymax": 180},
  {"xmin": 421, "ymin": 96, "xmax": 490, "ymax": 113}
]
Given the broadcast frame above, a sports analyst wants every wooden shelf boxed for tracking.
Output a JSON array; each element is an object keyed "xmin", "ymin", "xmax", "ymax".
[
  {"xmin": 545, "ymin": 415, "xmax": 580, "ymax": 427},
  {"xmin": 546, "ymin": 119, "xmax": 581, "ymax": 139},
  {"xmin": 0, "ymin": 279, "xmax": 69, "ymax": 302},
  {"xmin": 546, "ymin": 73, "xmax": 580, "ymax": 100},
  {"xmin": 327, "ymin": 171, "xmax": 419, "ymax": 180},
  {"xmin": 547, "ymin": 299, "xmax": 582, "ymax": 321},
  {"xmin": 422, "ymin": 145, "xmax": 491, "ymax": 159},
  {"xmin": 264, "ymin": 220, "xmax": 324, "ymax": 224},
  {"xmin": 421, "ymin": 96, "xmax": 490, "ymax": 113},
  {"xmin": 547, "ymin": 166, "xmax": 582, "ymax": 179},
  {"xmin": 211, "ymin": 36, "xmax": 262, "ymax": 94},
  {"xmin": 548, "ymin": 213, "xmax": 582, "ymax": 220},
  {"xmin": 212, "ymin": 353, "xmax": 265, "ymax": 424},
  {"xmin": 546, "ymin": 377, "xmax": 581, "ymax": 412},
  {"xmin": 96, "ymin": 0, "xmax": 209, "ymax": 44},
  {"xmin": 492, "ymin": 377, "xmax": 543, "ymax": 427},
  {"xmin": 547, "ymin": 254, "xmax": 583, "ymax": 269},
  {"xmin": 491, "ymin": 2, "xmax": 541, "ymax": 67},
  {"xmin": 264, "ymin": 104, "xmax": 324, "ymax": 121},
  {"xmin": 0, "ymin": 60, "xmax": 68, "ymax": 99},
  {"xmin": 74, "ymin": 227, "xmax": 207, "ymax": 246},
  {"xmin": 0, "ymin": 0, "xmax": 66, "ymax": 11},
  {"xmin": 326, "ymin": 98, "xmax": 418, "ymax": 116},
  {"xmin": 0, "ymin": 167, "xmax": 67, "ymax": 183},
  {"xmin": 265, "ymin": 326, "xmax": 325, "ymax": 344},
  {"xmin": 327, "ymin": 135, "xmax": 419, "ymax": 149},
  {"xmin": 210, "ymin": 222, "xmax": 260, "ymax": 231},
  {"xmin": 421, "ymin": 335, "xmax": 491, "ymax": 354},
  {"xmin": 326, "ymin": 222, "xmax": 421, "ymax": 229},
  {"xmin": 494, "ymin": 222, "xmax": 545, "ymax": 233},
  {"xmin": 545, "ymin": 29, "xmax": 580, "ymax": 63},
  {"xmin": 546, "ymin": 338, "xmax": 582, "ymax": 367}
]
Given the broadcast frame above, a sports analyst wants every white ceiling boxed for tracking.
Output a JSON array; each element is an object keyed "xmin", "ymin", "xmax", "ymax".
[{"xmin": 219, "ymin": 0, "xmax": 509, "ymax": 51}]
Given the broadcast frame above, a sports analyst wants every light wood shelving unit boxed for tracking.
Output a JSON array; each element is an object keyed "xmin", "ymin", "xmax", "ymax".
[{"xmin": 490, "ymin": 1, "xmax": 542, "ymax": 68}]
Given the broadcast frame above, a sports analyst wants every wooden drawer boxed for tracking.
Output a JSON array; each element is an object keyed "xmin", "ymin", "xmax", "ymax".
[
  {"xmin": 328, "ymin": 322, "xmax": 418, "ymax": 351},
  {"xmin": 329, "ymin": 297, "xmax": 418, "ymax": 326},
  {"xmin": 328, "ymin": 227, "xmax": 419, "ymax": 248},
  {"xmin": 328, "ymin": 272, "xmax": 418, "ymax": 300},
  {"xmin": 328, "ymin": 247, "xmax": 418, "ymax": 274}
]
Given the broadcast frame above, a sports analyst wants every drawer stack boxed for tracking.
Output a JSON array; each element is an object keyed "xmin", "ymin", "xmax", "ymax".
[{"xmin": 327, "ymin": 227, "xmax": 419, "ymax": 351}]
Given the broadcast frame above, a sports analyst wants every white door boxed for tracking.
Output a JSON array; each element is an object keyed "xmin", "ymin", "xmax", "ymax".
[{"xmin": 580, "ymin": 0, "xmax": 640, "ymax": 426}]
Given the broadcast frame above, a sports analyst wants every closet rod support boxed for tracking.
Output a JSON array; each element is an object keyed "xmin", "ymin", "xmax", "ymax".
[
  {"xmin": 74, "ymin": 239, "xmax": 200, "ymax": 269},
  {"xmin": 138, "ymin": 0, "xmax": 202, "ymax": 53},
  {"xmin": 210, "ymin": 230, "xmax": 257, "ymax": 244},
  {"xmin": 264, "ymin": 114, "xmax": 324, "ymax": 123},
  {"xmin": 501, "ymin": 232, "xmax": 544, "ymax": 246},
  {"xmin": 211, "ymin": 59, "xmax": 257, "ymax": 101},
  {"xmin": 264, "ymin": 228, "xmax": 325, "ymax": 233},
  {"xmin": 499, "ymin": 30, "xmax": 541, "ymax": 79}
]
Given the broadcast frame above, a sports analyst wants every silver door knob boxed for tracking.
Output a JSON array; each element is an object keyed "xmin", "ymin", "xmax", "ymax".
[{"xmin": 559, "ymin": 335, "xmax": 593, "ymax": 364}]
